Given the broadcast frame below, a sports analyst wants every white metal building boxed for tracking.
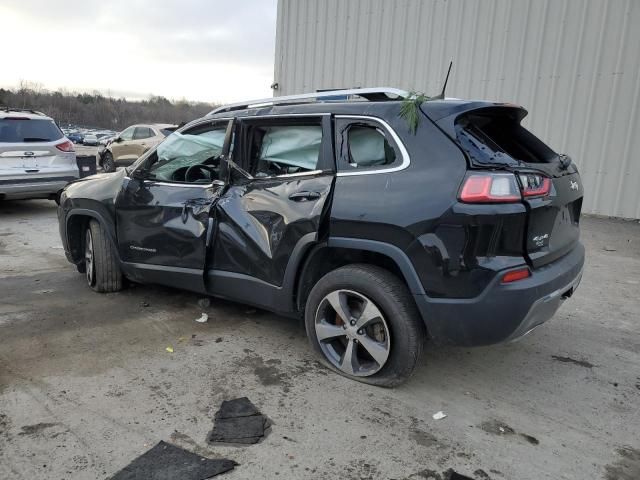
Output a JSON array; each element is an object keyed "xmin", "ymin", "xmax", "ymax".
[{"xmin": 274, "ymin": 0, "xmax": 640, "ymax": 219}]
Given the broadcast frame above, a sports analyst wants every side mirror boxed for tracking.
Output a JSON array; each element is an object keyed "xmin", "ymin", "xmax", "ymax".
[
  {"xmin": 115, "ymin": 137, "xmax": 123, "ymax": 143},
  {"xmin": 130, "ymin": 168, "xmax": 147, "ymax": 180}
]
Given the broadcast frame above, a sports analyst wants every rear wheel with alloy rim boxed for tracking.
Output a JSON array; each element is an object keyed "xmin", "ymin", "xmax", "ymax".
[{"xmin": 305, "ymin": 264, "xmax": 426, "ymax": 386}]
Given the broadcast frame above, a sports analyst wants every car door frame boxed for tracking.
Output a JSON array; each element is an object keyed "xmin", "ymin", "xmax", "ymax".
[
  {"xmin": 115, "ymin": 118, "xmax": 234, "ymax": 293},
  {"xmin": 112, "ymin": 126, "xmax": 136, "ymax": 162},
  {"xmin": 207, "ymin": 113, "xmax": 335, "ymax": 316},
  {"xmin": 130, "ymin": 126, "xmax": 154, "ymax": 159}
]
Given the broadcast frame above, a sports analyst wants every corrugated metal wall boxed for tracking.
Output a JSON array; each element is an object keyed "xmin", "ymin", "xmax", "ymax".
[{"xmin": 274, "ymin": 0, "xmax": 640, "ymax": 219}]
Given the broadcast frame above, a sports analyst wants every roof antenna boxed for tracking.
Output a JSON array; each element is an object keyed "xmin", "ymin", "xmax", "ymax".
[{"xmin": 432, "ymin": 60, "xmax": 453, "ymax": 100}]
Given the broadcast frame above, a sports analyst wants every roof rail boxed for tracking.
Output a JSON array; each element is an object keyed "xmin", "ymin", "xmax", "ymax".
[
  {"xmin": 0, "ymin": 106, "xmax": 46, "ymax": 116},
  {"xmin": 208, "ymin": 87, "xmax": 410, "ymax": 115}
]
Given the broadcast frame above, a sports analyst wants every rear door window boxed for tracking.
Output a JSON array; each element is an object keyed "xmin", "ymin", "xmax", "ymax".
[
  {"xmin": 0, "ymin": 118, "xmax": 63, "ymax": 143},
  {"xmin": 240, "ymin": 119, "xmax": 328, "ymax": 178},
  {"xmin": 133, "ymin": 127, "xmax": 154, "ymax": 140}
]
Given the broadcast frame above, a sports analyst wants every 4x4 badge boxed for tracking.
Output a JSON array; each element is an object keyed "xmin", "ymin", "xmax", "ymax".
[{"xmin": 570, "ymin": 181, "xmax": 579, "ymax": 191}]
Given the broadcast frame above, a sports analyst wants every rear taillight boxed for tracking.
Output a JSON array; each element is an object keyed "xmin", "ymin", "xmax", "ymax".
[
  {"xmin": 460, "ymin": 172, "xmax": 551, "ymax": 203},
  {"xmin": 56, "ymin": 140, "xmax": 74, "ymax": 152},
  {"xmin": 459, "ymin": 173, "xmax": 521, "ymax": 203},
  {"xmin": 519, "ymin": 173, "xmax": 551, "ymax": 198},
  {"xmin": 501, "ymin": 267, "xmax": 531, "ymax": 283}
]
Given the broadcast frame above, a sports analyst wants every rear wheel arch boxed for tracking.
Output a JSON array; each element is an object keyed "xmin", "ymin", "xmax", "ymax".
[{"xmin": 295, "ymin": 239, "xmax": 424, "ymax": 313}]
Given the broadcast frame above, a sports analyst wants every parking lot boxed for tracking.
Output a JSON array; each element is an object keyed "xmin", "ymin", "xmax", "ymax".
[{"xmin": 0, "ymin": 200, "xmax": 638, "ymax": 480}]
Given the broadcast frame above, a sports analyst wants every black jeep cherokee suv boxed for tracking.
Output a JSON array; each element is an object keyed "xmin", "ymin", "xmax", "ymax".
[{"xmin": 57, "ymin": 88, "xmax": 584, "ymax": 386}]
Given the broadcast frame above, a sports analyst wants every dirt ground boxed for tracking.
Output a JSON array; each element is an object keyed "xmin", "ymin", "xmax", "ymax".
[{"xmin": 0, "ymin": 200, "xmax": 638, "ymax": 480}]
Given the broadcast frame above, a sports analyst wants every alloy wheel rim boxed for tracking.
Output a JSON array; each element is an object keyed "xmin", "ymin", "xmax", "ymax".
[
  {"xmin": 85, "ymin": 229, "xmax": 94, "ymax": 286},
  {"xmin": 314, "ymin": 289, "xmax": 391, "ymax": 376}
]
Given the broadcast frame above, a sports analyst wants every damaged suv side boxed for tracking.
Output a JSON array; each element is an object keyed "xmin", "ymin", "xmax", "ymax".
[{"xmin": 57, "ymin": 89, "xmax": 585, "ymax": 386}]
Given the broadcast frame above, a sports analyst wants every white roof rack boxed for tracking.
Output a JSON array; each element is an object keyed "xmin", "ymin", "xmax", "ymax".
[{"xmin": 208, "ymin": 87, "xmax": 410, "ymax": 115}]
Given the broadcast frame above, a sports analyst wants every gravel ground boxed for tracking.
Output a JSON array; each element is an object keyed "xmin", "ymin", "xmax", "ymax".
[{"xmin": 0, "ymin": 201, "xmax": 638, "ymax": 480}]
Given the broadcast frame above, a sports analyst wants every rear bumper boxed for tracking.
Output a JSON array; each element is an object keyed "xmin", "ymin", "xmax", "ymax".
[
  {"xmin": 415, "ymin": 242, "xmax": 585, "ymax": 346},
  {"xmin": 0, "ymin": 172, "xmax": 78, "ymax": 199}
]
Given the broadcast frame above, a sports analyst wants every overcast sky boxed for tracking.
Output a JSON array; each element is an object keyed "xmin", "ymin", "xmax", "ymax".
[{"xmin": 0, "ymin": 0, "xmax": 277, "ymax": 103}]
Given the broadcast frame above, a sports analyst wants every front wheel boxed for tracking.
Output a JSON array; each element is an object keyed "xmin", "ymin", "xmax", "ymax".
[
  {"xmin": 84, "ymin": 220, "xmax": 123, "ymax": 292},
  {"xmin": 305, "ymin": 264, "xmax": 426, "ymax": 387},
  {"xmin": 102, "ymin": 151, "xmax": 116, "ymax": 172}
]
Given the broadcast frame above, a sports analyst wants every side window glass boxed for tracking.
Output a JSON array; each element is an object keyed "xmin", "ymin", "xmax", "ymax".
[
  {"xmin": 145, "ymin": 125, "xmax": 228, "ymax": 183},
  {"xmin": 345, "ymin": 124, "xmax": 396, "ymax": 169},
  {"xmin": 133, "ymin": 127, "xmax": 152, "ymax": 140},
  {"xmin": 120, "ymin": 127, "xmax": 134, "ymax": 141},
  {"xmin": 249, "ymin": 125, "xmax": 322, "ymax": 177}
]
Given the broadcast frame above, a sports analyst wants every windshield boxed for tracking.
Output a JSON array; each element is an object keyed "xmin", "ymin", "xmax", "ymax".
[{"xmin": 0, "ymin": 118, "xmax": 64, "ymax": 143}]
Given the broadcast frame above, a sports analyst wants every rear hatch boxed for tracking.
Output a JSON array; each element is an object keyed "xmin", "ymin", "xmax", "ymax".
[
  {"xmin": 0, "ymin": 116, "xmax": 77, "ymax": 179},
  {"xmin": 432, "ymin": 104, "xmax": 583, "ymax": 268}
]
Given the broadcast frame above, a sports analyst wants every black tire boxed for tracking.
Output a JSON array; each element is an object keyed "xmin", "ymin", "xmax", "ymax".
[
  {"xmin": 102, "ymin": 151, "xmax": 116, "ymax": 172},
  {"xmin": 305, "ymin": 264, "xmax": 426, "ymax": 387},
  {"xmin": 85, "ymin": 219, "xmax": 123, "ymax": 292}
]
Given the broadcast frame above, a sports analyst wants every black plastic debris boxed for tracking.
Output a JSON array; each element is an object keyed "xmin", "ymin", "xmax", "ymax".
[
  {"xmin": 208, "ymin": 397, "xmax": 269, "ymax": 445},
  {"xmin": 445, "ymin": 470, "xmax": 475, "ymax": 480},
  {"xmin": 109, "ymin": 441, "xmax": 236, "ymax": 480}
]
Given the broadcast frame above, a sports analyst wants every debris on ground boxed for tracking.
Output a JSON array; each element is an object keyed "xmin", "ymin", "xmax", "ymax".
[
  {"xmin": 551, "ymin": 355, "xmax": 594, "ymax": 368},
  {"xmin": 197, "ymin": 298, "xmax": 211, "ymax": 309},
  {"xmin": 479, "ymin": 419, "xmax": 539, "ymax": 445},
  {"xmin": 109, "ymin": 441, "xmax": 236, "ymax": 480},
  {"xmin": 208, "ymin": 397, "xmax": 269, "ymax": 445},
  {"xmin": 445, "ymin": 469, "xmax": 475, "ymax": 480},
  {"xmin": 190, "ymin": 334, "xmax": 204, "ymax": 347},
  {"xmin": 195, "ymin": 313, "xmax": 208, "ymax": 323},
  {"xmin": 166, "ymin": 346, "xmax": 174, "ymax": 353},
  {"xmin": 432, "ymin": 411, "xmax": 447, "ymax": 420},
  {"xmin": 603, "ymin": 246, "xmax": 617, "ymax": 252},
  {"xmin": 244, "ymin": 308, "xmax": 257, "ymax": 315},
  {"xmin": 140, "ymin": 301, "xmax": 150, "ymax": 308}
]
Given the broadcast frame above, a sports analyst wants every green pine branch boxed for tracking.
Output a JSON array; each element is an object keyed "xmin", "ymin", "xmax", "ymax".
[{"xmin": 399, "ymin": 92, "xmax": 431, "ymax": 134}]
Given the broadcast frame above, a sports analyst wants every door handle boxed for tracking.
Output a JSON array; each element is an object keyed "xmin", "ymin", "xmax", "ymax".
[
  {"xmin": 288, "ymin": 191, "xmax": 321, "ymax": 202},
  {"xmin": 181, "ymin": 200, "xmax": 196, "ymax": 223}
]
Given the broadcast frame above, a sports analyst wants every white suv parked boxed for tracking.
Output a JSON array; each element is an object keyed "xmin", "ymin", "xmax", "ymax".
[{"xmin": 0, "ymin": 108, "xmax": 78, "ymax": 200}]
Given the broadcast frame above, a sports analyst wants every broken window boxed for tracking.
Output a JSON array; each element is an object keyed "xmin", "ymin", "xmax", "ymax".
[
  {"xmin": 347, "ymin": 125, "xmax": 396, "ymax": 168},
  {"xmin": 455, "ymin": 108, "xmax": 557, "ymax": 165},
  {"xmin": 248, "ymin": 124, "xmax": 322, "ymax": 177},
  {"xmin": 335, "ymin": 118, "xmax": 401, "ymax": 172},
  {"xmin": 145, "ymin": 127, "xmax": 227, "ymax": 182}
]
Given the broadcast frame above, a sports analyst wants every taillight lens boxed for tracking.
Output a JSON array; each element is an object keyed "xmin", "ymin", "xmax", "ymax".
[
  {"xmin": 459, "ymin": 173, "xmax": 521, "ymax": 203},
  {"xmin": 501, "ymin": 267, "xmax": 531, "ymax": 283},
  {"xmin": 519, "ymin": 173, "xmax": 551, "ymax": 198},
  {"xmin": 56, "ymin": 140, "xmax": 75, "ymax": 152}
]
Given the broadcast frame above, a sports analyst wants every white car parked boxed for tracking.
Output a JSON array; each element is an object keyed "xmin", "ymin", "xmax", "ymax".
[
  {"xmin": 83, "ymin": 134, "xmax": 99, "ymax": 146},
  {"xmin": 0, "ymin": 108, "xmax": 78, "ymax": 200}
]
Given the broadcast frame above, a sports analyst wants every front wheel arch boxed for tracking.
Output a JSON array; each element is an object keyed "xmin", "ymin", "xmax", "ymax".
[{"xmin": 66, "ymin": 210, "xmax": 120, "ymax": 266}]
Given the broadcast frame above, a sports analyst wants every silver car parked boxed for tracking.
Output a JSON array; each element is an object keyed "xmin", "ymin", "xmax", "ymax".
[{"xmin": 0, "ymin": 108, "xmax": 78, "ymax": 200}]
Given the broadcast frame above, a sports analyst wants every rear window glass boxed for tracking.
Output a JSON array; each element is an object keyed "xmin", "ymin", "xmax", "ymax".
[
  {"xmin": 347, "ymin": 125, "xmax": 396, "ymax": 168},
  {"xmin": 456, "ymin": 110, "xmax": 557, "ymax": 165},
  {"xmin": 0, "ymin": 118, "xmax": 63, "ymax": 143}
]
